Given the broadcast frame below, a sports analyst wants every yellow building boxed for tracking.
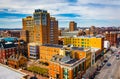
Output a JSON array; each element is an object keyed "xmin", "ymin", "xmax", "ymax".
[
  {"xmin": 21, "ymin": 9, "xmax": 58, "ymax": 44},
  {"xmin": 71, "ymin": 47, "xmax": 92, "ymax": 70},
  {"xmin": 39, "ymin": 44, "xmax": 63, "ymax": 63},
  {"xmin": 22, "ymin": 16, "xmax": 34, "ymax": 43},
  {"xmin": 33, "ymin": 9, "xmax": 50, "ymax": 44},
  {"xmin": 63, "ymin": 36, "xmax": 104, "ymax": 50}
]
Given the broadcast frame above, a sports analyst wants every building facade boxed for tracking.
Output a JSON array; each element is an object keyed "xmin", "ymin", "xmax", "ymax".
[
  {"xmin": 69, "ymin": 21, "xmax": 77, "ymax": 31},
  {"xmin": 28, "ymin": 43, "xmax": 40, "ymax": 59},
  {"xmin": 33, "ymin": 9, "xmax": 50, "ymax": 44},
  {"xmin": 61, "ymin": 31, "xmax": 81, "ymax": 37},
  {"xmin": 21, "ymin": 9, "xmax": 58, "ymax": 44},
  {"xmin": 39, "ymin": 44, "xmax": 63, "ymax": 63},
  {"xmin": 63, "ymin": 36, "xmax": 104, "ymax": 50},
  {"xmin": 0, "ymin": 30, "xmax": 21, "ymax": 38},
  {"xmin": 50, "ymin": 17, "xmax": 58, "ymax": 44},
  {"xmin": 8, "ymin": 54, "xmax": 27, "ymax": 68},
  {"xmin": 49, "ymin": 55, "xmax": 86, "ymax": 79},
  {"xmin": 105, "ymin": 32, "xmax": 117, "ymax": 46},
  {"xmin": 22, "ymin": 16, "xmax": 34, "ymax": 43},
  {"xmin": 0, "ymin": 42, "xmax": 16, "ymax": 63},
  {"xmin": 71, "ymin": 47, "xmax": 91, "ymax": 70}
]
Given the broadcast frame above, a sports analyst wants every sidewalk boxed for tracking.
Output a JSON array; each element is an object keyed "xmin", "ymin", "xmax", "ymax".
[{"xmin": 20, "ymin": 69, "xmax": 48, "ymax": 79}]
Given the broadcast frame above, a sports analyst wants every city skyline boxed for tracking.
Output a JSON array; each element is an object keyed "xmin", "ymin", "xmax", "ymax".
[{"xmin": 0, "ymin": 0, "xmax": 120, "ymax": 28}]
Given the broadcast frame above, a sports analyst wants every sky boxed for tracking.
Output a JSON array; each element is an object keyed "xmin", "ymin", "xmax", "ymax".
[{"xmin": 0, "ymin": 0, "xmax": 120, "ymax": 28}]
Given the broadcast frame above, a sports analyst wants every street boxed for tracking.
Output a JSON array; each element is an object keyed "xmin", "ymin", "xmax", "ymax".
[{"xmin": 95, "ymin": 48, "xmax": 120, "ymax": 79}]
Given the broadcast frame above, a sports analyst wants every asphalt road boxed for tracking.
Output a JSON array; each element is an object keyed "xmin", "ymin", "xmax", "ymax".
[{"xmin": 95, "ymin": 49, "xmax": 120, "ymax": 79}]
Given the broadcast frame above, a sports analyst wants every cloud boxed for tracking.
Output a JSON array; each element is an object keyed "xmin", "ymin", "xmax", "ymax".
[
  {"xmin": 0, "ymin": 0, "xmax": 120, "ymax": 28},
  {"xmin": 0, "ymin": 18, "xmax": 21, "ymax": 22},
  {"xmin": 56, "ymin": 13, "xmax": 80, "ymax": 18}
]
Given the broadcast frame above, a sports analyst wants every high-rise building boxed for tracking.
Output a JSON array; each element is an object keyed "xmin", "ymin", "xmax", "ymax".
[
  {"xmin": 21, "ymin": 9, "xmax": 58, "ymax": 44},
  {"xmin": 22, "ymin": 16, "xmax": 34, "ymax": 43},
  {"xmin": 33, "ymin": 9, "xmax": 50, "ymax": 44},
  {"xmin": 50, "ymin": 17, "xmax": 58, "ymax": 44},
  {"xmin": 69, "ymin": 21, "xmax": 77, "ymax": 31},
  {"xmin": 21, "ymin": 9, "xmax": 59, "ymax": 59}
]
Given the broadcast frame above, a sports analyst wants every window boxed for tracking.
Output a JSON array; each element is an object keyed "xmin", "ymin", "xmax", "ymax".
[
  {"xmin": 82, "ymin": 45, "xmax": 84, "ymax": 47},
  {"xmin": 78, "ymin": 64, "xmax": 81, "ymax": 71},
  {"xmin": 81, "ymin": 39, "xmax": 84, "ymax": 41},
  {"xmin": 81, "ymin": 42, "xmax": 84, "ymax": 44},
  {"xmin": 82, "ymin": 62, "xmax": 85, "ymax": 71},
  {"xmin": 73, "ymin": 67, "xmax": 77, "ymax": 77},
  {"xmin": 63, "ymin": 68, "xmax": 69, "ymax": 79},
  {"xmin": 34, "ymin": 19, "xmax": 41, "ymax": 25}
]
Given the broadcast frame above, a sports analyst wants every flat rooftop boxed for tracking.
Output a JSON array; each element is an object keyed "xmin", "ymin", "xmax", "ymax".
[
  {"xmin": 60, "ymin": 57, "xmax": 86, "ymax": 67},
  {"xmin": 0, "ymin": 37, "xmax": 18, "ymax": 42},
  {"xmin": 64, "ymin": 35, "xmax": 103, "ymax": 38},
  {"xmin": 0, "ymin": 64, "xmax": 27, "ymax": 79},
  {"xmin": 71, "ymin": 47, "xmax": 90, "ymax": 52},
  {"xmin": 43, "ymin": 44, "xmax": 63, "ymax": 48}
]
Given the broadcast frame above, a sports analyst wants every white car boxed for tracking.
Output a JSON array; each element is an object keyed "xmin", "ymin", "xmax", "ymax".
[{"xmin": 116, "ymin": 54, "xmax": 119, "ymax": 60}]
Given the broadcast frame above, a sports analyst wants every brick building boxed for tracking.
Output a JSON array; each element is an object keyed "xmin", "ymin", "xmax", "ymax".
[
  {"xmin": 0, "ymin": 42, "xmax": 16, "ymax": 63},
  {"xmin": 49, "ymin": 55, "xmax": 86, "ymax": 79},
  {"xmin": 69, "ymin": 21, "xmax": 77, "ymax": 31},
  {"xmin": 0, "ymin": 30, "xmax": 21, "ymax": 38},
  {"xmin": 8, "ymin": 54, "xmax": 27, "ymax": 68},
  {"xmin": 105, "ymin": 32, "xmax": 117, "ymax": 46}
]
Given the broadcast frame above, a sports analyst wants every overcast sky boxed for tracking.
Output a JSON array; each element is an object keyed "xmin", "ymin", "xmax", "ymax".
[{"xmin": 0, "ymin": 0, "xmax": 120, "ymax": 28}]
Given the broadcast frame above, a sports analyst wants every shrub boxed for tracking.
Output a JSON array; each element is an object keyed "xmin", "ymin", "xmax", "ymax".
[{"xmin": 27, "ymin": 66, "xmax": 48, "ymax": 76}]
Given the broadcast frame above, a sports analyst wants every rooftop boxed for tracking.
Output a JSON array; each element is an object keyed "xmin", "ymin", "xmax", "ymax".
[
  {"xmin": 71, "ymin": 47, "xmax": 91, "ymax": 52},
  {"xmin": 62, "ymin": 31, "xmax": 79, "ymax": 33},
  {"xmin": 34, "ymin": 9, "xmax": 47, "ymax": 13},
  {"xmin": 28, "ymin": 42, "xmax": 41, "ymax": 46},
  {"xmin": 71, "ymin": 47, "xmax": 84, "ymax": 50},
  {"xmin": 64, "ymin": 35, "xmax": 103, "ymax": 38},
  {"xmin": 42, "ymin": 44, "xmax": 63, "ymax": 48},
  {"xmin": 9, "ymin": 54, "xmax": 27, "ymax": 61},
  {"xmin": 60, "ymin": 57, "xmax": 86, "ymax": 67},
  {"xmin": 0, "ymin": 63, "xmax": 27, "ymax": 79},
  {"xmin": 51, "ymin": 55, "xmax": 86, "ymax": 68},
  {"xmin": 0, "ymin": 37, "xmax": 18, "ymax": 42},
  {"xmin": 51, "ymin": 54, "xmax": 63, "ymax": 63},
  {"xmin": 0, "ymin": 42, "xmax": 16, "ymax": 48}
]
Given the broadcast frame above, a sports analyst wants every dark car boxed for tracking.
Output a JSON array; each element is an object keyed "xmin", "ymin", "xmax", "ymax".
[
  {"xmin": 103, "ymin": 60, "xmax": 108, "ymax": 63},
  {"xmin": 106, "ymin": 63, "xmax": 111, "ymax": 67}
]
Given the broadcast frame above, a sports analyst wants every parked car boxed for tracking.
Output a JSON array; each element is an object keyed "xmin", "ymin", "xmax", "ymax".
[
  {"xmin": 116, "ymin": 54, "xmax": 119, "ymax": 60},
  {"xmin": 103, "ymin": 60, "xmax": 108, "ymax": 63},
  {"xmin": 106, "ymin": 63, "xmax": 111, "ymax": 67}
]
